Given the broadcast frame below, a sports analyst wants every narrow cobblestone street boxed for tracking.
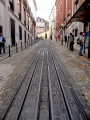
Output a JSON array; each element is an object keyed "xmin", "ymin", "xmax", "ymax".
[
  {"xmin": 1, "ymin": 0, "xmax": 90, "ymax": 119},
  {"xmin": 0, "ymin": 40, "xmax": 90, "ymax": 119}
]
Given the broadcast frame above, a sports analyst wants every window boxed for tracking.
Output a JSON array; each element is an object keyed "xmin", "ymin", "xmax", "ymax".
[
  {"xmin": 75, "ymin": 0, "xmax": 79, "ymax": 11},
  {"xmin": 18, "ymin": 0, "xmax": 21, "ymax": 20},
  {"xmin": 24, "ymin": 31, "xmax": 26, "ymax": 42},
  {"xmin": 24, "ymin": 8, "xmax": 26, "ymax": 26},
  {"xmin": 75, "ymin": 29, "xmax": 78, "ymax": 37},
  {"xmin": 67, "ymin": 14, "xmax": 70, "ymax": 21},
  {"xmin": 9, "ymin": 0, "xmax": 14, "ymax": 11},
  {"xmin": 19, "ymin": 26, "xmax": 22, "ymax": 40},
  {"xmin": 27, "ymin": 15, "xmax": 29, "ymax": 30},
  {"xmin": 28, "ymin": 34, "xmax": 29, "ymax": 40},
  {"xmin": 38, "ymin": 19, "xmax": 40, "ymax": 21}
]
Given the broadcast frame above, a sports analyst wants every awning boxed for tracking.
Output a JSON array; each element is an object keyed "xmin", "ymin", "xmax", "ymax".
[{"xmin": 67, "ymin": 0, "xmax": 90, "ymax": 25}]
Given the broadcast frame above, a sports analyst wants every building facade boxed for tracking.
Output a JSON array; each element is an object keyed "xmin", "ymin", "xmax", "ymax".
[
  {"xmin": 36, "ymin": 17, "xmax": 49, "ymax": 38},
  {"xmin": 49, "ymin": 5, "xmax": 56, "ymax": 40},
  {"xmin": 0, "ymin": 0, "xmax": 37, "ymax": 46},
  {"xmin": 55, "ymin": 0, "xmax": 90, "ymax": 57}
]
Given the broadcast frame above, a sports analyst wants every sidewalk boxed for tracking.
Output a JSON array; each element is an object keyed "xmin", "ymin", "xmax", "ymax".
[
  {"xmin": 0, "ymin": 41, "xmax": 41, "ymax": 104},
  {"xmin": 51, "ymin": 40, "xmax": 90, "ymax": 116},
  {"xmin": 0, "ymin": 40, "xmax": 39, "ymax": 62}
]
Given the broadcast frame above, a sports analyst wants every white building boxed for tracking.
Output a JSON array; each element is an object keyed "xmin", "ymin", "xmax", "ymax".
[
  {"xmin": 0, "ymin": 0, "xmax": 37, "ymax": 46},
  {"xmin": 49, "ymin": 5, "xmax": 56, "ymax": 40}
]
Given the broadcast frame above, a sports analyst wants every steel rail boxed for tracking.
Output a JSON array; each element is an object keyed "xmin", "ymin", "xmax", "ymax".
[
  {"xmin": 35, "ymin": 45, "xmax": 54, "ymax": 120},
  {"xmin": 3, "ymin": 45, "xmax": 42, "ymax": 120},
  {"xmin": 48, "ymin": 47, "xmax": 73, "ymax": 120},
  {"xmin": 49, "ymin": 44, "xmax": 88, "ymax": 120},
  {"xmin": 16, "ymin": 46, "xmax": 44, "ymax": 120},
  {"xmin": 34, "ymin": 51, "xmax": 44, "ymax": 120},
  {"xmin": 47, "ymin": 48, "xmax": 55, "ymax": 120}
]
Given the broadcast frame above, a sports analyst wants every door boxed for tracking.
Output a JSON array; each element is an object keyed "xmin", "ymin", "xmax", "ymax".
[
  {"xmin": 0, "ymin": 26, "xmax": 2, "ymax": 33},
  {"xmin": 24, "ymin": 31, "xmax": 26, "ymax": 43},
  {"xmin": 10, "ymin": 19, "xmax": 15, "ymax": 46}
]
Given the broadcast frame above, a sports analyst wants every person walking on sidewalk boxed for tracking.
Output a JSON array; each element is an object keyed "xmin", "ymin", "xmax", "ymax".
[
  {"xmin": 0, "ymin": 33, "xmax": 6, "ymax": 54},
  {"xmin": 69, "ymin": 33, "xmax": 74, "ymax": 51},
  {"xmin": 67, "ymin": 36, "xmax": 70, "ymax": 47},
  {"xmin": 55, "ymin": 36, "xmax": 57, "ymax": 41},
  {"xmin": 0, "ymin": 33, "xmax": 2, "ymax": 54},
  {"xmin": 78, "ymin": 32, "xmax": 84, "ymax": 56},
  {"xmin": 58, "ymin": 35, "xmax": 60, "ymax": 41},
  {"xmin": 64, "ymin": 35, "xmax": 67, "ymax": 44}
]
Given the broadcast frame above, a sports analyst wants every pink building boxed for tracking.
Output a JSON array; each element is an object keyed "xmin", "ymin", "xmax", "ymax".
[{"xmin": 36, "ymin": 17, "xmax": 49, "ymax": 35}]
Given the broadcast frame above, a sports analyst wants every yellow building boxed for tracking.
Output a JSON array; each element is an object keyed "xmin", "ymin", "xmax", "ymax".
[{"xmin": 37, "ymin": 30, "xmax": 50, "ymax": 39}]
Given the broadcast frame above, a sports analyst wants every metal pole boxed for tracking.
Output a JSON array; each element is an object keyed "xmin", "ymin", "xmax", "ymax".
[
  {"xmin": 31, "ymin": 40, "xmax": 32, "ymax": 45},
  {"xmin": 27, "ymin": 41, "xmax": 28, "ymax": 47},
  {"xmin": 21, "ymin": 42, "xmax": 22, "ymax": 51},
  {"xmin": 16, "ymin": 43, "xmax": 18, "ymax": 53},
  {"xmin": 9, "ymin": 45, "xmax": 10, "ymax": 57},
  {"xmin": 61, "ymin": 28, "xmax": 63, "ymax": 45},
  {"xmin": 25, "ymin": 42, "xmax": 26, "ymax": 49},
  {"xmin": 29, "ymin": 40, "xmax": 30, "ymax": 46}
]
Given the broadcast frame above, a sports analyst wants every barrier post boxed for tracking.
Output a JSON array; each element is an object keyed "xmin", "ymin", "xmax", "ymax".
[{"xmin": 9, "ymin": 45, "xmax": 10, "ymax": 57}]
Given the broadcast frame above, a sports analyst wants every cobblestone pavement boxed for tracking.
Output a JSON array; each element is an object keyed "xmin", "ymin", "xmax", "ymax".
[
  {"xmin": 50, "ymin": 40, "xmax": 90, "ymax": 113},
  {"xmin": 0, "ymin": 41, "xmax": 41, "ymax": 104},
  {"xmin": 0, "ymin": 40, "xmax": 90, "ymax": 117}
]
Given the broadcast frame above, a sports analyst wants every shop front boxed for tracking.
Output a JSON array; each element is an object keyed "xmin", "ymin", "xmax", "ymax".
[{"xmin": 66, "ymin": 0, "xmax": 90, "ymax": 58}]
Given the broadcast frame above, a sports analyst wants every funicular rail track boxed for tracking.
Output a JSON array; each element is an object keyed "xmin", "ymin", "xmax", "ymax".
[
  {"xmin": 47, "ymin": 43, "xmax": 88, "ymax": 120},
  {"xmin": 1, "ymin": 41, "xmax": 89, "ymax": 120},
  {"xmin": 35, "ymin": 46, "xmax": 51, "ymax": 120},
  {"xmin": 2, "ymin": 44, "xmax": 44, "ymax": 120},
  {"xmin": 3, "ymin": 43, "xmax": 53, "ymax": 120}
]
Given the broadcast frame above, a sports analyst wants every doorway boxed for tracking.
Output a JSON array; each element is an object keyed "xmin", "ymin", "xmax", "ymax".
[
  {"xmin": 24, "ymin": 31, "xmax": 26, "ymax": 43},
  {"xmin": 10, "ymin": 19, "xmax": 15, "ymax": 46},
  {"xmin": 0, "ymin": 26, "xmax": 2, "ymax": 33}
]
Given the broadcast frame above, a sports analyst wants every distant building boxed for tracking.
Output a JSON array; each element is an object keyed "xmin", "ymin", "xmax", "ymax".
[{"xmin": 36, "ymin": 17, "xmax": 49, "ymax": 37}]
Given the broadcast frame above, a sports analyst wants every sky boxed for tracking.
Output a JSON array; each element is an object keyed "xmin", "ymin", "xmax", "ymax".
[{"xmin": 36, "ymin": 0, "xmax": 55, "ymax": 21}]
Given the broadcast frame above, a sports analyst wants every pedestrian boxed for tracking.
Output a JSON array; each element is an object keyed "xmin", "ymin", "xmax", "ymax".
[
  {"xmin": 50, "ymin": 36, "xmax": 52, "ymax": 40},
  {"xmin": 67, "ymin": 36, "xmax": 69, "ymax": 47},
  {"xmin": 78, "ymin": 32, "xmax": 84, "ymax": 56},
  {"xmin": 0, "ymin": 33, "xmax": 6, "ymax": 54},
  {"xmin": 64, "ymin": 35, "xmax": 67, "ymax": 44},
  {"xmin": 55, "ymin": 36, "xmax": 57, "ymax": 41},
  {"xmin": 58, "ymin": 35, "xmax": 60, "ymax": 41},
  {"xmin": 69, "ymin": 33, "xmax": 74, "ymax": 51},
  {"xmin": 0, "ymin": 33, "xmax": 2, "ymax": 54}
]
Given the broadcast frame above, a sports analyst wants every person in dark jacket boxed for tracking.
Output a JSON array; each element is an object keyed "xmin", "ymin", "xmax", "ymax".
[
  {"xmin": 64, "ymin": 35, "xmax": 67, "ymax": 44},
  {"xmin": 0, "ymin": 33, "xmax": 6, "ymax": 54},
  {"xmin": 69, "ymin": 33, "xmax": 74, "ymax": 51}
]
